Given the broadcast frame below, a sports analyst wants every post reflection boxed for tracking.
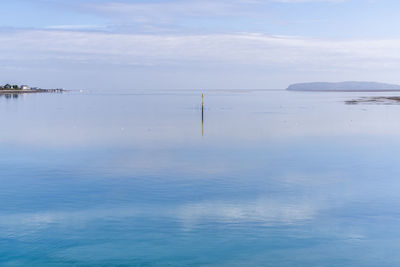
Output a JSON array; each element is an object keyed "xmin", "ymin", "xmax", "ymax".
[{"xmin": 202, "ymin": 93, "xmax": 204, "ymax": 136}]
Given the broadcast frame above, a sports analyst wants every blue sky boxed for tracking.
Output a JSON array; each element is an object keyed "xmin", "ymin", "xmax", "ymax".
[{"xmin": 1, "ymin": 0, "xmax": 400, "ymax": 90}]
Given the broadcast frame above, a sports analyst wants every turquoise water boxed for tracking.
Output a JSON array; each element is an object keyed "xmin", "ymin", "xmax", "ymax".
[{"xmin": 2, "ymin": 90, "xmax": 400, "ymax": 266}]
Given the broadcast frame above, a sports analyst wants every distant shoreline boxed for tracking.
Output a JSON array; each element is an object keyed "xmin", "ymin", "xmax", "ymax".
[
  {"xmin": 0, "ymin": 89, "xmax": 66, "ymax": 94},
  {"xmin": 289, "ymin": 90, "xmax": 400, "ymax": 92},
  {"xmin": 287, "ymin": 82, "xmax": 400, "ymax": 92},
  {"xmin": 346, "ymin": 96, "xmax": 400, "ymax": 105}
]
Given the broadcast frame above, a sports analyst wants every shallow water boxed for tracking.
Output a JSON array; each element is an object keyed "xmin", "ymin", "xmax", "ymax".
[{"xmin": 2, "ymin": 90, "xmax": 400, "ymax": 266}]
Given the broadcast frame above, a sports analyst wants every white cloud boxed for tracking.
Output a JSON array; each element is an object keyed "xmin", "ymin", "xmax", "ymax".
[
  {"xmin": 273, "ymin": 0, "xmax": 347, "ymax": 2},
  {"xmin": 1, "ymin": 28, "xmax": 400, "ymax": 90},
  {"xmin": 86, "ymin": 1, "xmax": 253, "ymax": 26},
  {"xmin": 84, "ymin": 0, "xmax": 349, "ymax": 27},
  {"xmin": 1, "ymin": 30, "xmax": 399, "ymax": 71},
  {"xmin": 45, "ymin": 24, "xmax": 107, "ymax": 30}
]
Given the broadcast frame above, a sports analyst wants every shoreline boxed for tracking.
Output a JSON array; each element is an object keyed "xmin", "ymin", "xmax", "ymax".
[
  {"xmin": 346, "ymin": 96, "xmax": 400, "ymax": 105},
  {"xmin": 0, "ymin": 89, "xmax": 65, "ymax": 94},
  {"xmin": 288, "ymin": 90, "xmax": 400, "ymax": 92}
]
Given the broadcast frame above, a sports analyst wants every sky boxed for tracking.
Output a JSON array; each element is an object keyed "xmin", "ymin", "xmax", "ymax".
[{"xmin": 1, "ymin": 0, "xmax": 400, "ymax": 90}]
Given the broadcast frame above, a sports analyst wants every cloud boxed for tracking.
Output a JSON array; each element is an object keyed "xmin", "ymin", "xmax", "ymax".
[
  {"xmin": 1, "ymin": 30, "xmax": 399, "ymax": 70},
  {"xmin": 85, "ymin": 1, "xmax": 257, "ymax": 26},
  {"xmin": 273, "ymin": 0, "xmax": 347, "ymax": 2},
  {"xmin": 45, "ymin": 24, "xmax": 107, "ymax": 30},
  {"xmin": 82, "ymin": 0, "xmax": 349, "ymax": 30},
  {"xmin": 1, "ymin": 28, "xmax": 400, "ymax": 90}
]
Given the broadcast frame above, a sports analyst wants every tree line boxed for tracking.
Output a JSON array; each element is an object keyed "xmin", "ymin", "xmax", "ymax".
[{"xmin": 0, "ymin": 84, "xmax": 21, "ymax": 90}]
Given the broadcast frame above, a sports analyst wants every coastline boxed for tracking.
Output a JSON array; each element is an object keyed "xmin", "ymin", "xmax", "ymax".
[
  {"xmin": 346, "ymin": 96, "xmax": 400, "ymax": 105},
  {"xmin": 287, "ymin": 89, "xmax": 400, "ymax": 92},
  {"xmin": 0, "ymin": 89, "xmax": 65, "ymax": 94}
]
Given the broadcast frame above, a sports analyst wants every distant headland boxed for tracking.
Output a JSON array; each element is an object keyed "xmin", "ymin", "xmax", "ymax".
[
  {"xmin": 287, "ymin": 81, "xmax": 400, "ymax": 92},
  {"xmin": 0, "ymin": 84, "xmax": 65, "ymax": 94}
]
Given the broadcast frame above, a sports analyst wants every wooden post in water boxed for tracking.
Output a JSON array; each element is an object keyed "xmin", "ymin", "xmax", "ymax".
[{"xmin": 202, "ymin": 93, "xmax": 204, "ymax": 136}]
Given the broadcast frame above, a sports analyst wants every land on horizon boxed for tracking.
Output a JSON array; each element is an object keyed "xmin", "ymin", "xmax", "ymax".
[
  {"xmin": 287, "ymin": 81, "xmax": 400, "ymax": 92},
  {"xmin": 0, "ymin": 83, "xmax": 65, "ymax": 94}
]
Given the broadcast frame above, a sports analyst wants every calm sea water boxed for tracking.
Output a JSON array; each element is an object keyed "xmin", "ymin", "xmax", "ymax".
[{"xmin": 1, "ymin": 90, "xmax": 400, "ymax": 266}]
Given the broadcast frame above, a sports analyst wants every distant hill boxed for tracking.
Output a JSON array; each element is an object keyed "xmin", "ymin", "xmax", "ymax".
[{"xmin": 287, "ymin": 81, "xmax": 400, "ymax": 91}]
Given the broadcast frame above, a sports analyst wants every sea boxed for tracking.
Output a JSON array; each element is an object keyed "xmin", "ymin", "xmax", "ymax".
[{"xmin": 1, "ymin": 89, "xmax": 400, "ymax": 266}]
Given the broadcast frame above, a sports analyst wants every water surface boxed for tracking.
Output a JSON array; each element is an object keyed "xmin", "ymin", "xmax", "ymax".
[{"xmin": 1, "ymin": 90, "xmax": 400, "ymax": 266}]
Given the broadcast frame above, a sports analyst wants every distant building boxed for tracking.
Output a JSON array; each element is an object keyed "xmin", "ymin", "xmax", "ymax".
[
  {"xmin": 21, "ymin": 85, "xmax": 31, "ymax": 90},
  {"xmin": 4, "ymin": 84, "xmax": 12, "ymax": 89}
]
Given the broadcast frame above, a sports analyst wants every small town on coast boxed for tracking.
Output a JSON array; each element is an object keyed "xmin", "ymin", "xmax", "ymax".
[{"xmin": 0, "ymin": 83, "xmax": 64, "ymax": 93}]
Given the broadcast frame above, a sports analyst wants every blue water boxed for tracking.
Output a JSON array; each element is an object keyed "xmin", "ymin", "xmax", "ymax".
[{"xmin": 2, "ymin": 90, "xmax": 400, "ymax": 266}]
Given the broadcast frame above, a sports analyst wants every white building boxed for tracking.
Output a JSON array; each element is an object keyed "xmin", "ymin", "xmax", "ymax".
[{"xmin": 21, "ymin": 85, "xmax": 31, "ymax": 90}]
